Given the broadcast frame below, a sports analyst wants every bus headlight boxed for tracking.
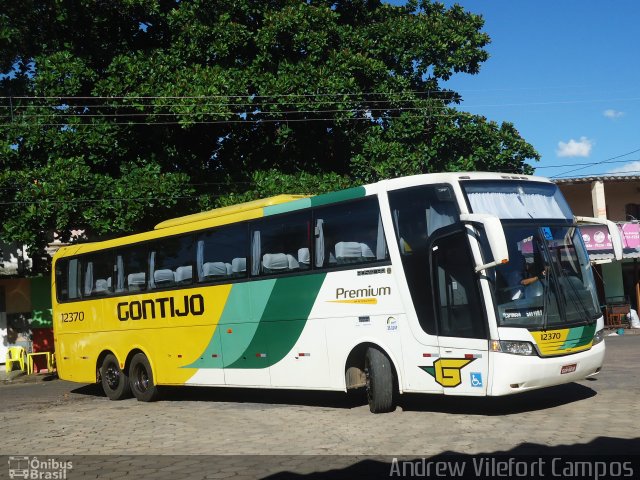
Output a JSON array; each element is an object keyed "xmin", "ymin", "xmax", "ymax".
[
  {"xmin": 491, "ymin": 340, "xmax": 535, "ymax": 356},
  {"xmin": 592, "ymin": 329, "xmax": 605, "ymax": 346}
]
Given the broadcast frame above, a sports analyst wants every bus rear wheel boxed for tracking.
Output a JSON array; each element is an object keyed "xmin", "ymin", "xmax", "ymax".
[
  {"xmin": 129, "ymin": 353, "xmax": 159, "ymax": 402},
  {"xmin": 364, "ymin": 347, "xmax": 396, "ymax": 413},
  {"xmin": 100, "ymin": 353, "xmax": 131, "ymax": 400}
]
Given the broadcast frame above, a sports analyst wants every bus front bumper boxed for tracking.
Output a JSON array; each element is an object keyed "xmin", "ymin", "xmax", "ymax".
[{"xmin": 489, "ymin": 340, "xmax": 605, "ymax": 396}]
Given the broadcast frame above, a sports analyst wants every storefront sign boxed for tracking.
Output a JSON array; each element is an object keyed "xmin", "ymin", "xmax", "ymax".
[
  {"xmin": 580, "ymin": 226, "xmax": 613, "ymax": 251},
  {"xmin": 621, "ymin": 223, "xmax": 640, "ymax": 249},
  {"xmin": 580, "ymin": 223, "xmax": 640, "ymax": 253}
]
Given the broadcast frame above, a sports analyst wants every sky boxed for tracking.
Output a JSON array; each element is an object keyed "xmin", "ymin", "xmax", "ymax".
[{"xmin": 388, "ymin": 0, "xmax": 640, "ymax": 180}]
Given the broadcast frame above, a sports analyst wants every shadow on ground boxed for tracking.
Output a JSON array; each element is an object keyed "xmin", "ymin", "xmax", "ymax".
[
  {"xmin": 30, "ymin": 437, "xmax": 637, "ymax": 479},
  {"xmin": 70, "ymin": 380, "xmax": 596, "ymax": 415},
  {"xmin": 260, "ymin": 437, "xmax": 640, "ymax": 479}
]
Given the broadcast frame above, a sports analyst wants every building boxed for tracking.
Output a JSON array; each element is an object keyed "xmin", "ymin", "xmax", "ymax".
[
  {"xmin": 555, "ymin": 175, "xmax": 640, "ymax": 317},
  {"xmin": 0, "ymin": 241, "xmax": 53, "ymax": 366}
]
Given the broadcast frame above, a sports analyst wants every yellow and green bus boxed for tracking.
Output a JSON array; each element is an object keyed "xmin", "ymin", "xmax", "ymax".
[{"xmin": 52, "ymin": 172, "xmax": 619, "ymax": 412}]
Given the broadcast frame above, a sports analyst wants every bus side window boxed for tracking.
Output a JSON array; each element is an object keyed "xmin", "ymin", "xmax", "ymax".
[
  {"xmin": 148, "ymin": 235, "xmax": 194, "ymax": 290},
  {"xmin": 197, "ymin": 223, "xmax": 247, "ymax": 283},
  {"xmin": 82, "ymin": 254, "xmax": 115, "ymax": 297},
  {"xmin": 55, "ymin": 259, "xmax": 70, "ymax": 301},
  {"xmin": 314, "ymin": 197, "xmax": 388, "ymax": 269},
  {"xmin": 117, "ymin": 246, "xmax": 149, "ymax": 293},
  {"xmin": 250, "ymin": 211, "xmax": 310, "ymax": 277},
  {"xmin": 68, "ymin": 258, "xmax": 82, "ymax": 300}
]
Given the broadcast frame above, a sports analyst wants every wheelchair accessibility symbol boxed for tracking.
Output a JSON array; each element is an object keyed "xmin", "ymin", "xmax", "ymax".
[{"xmin": 470, "ymin": 372, "xmax": 483, "ymax": 388}]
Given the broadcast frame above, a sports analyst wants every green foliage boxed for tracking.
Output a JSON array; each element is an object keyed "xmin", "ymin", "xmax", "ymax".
[{"xmin": 0, "ymin": 0, "xmax": 539, "ymax": 273}]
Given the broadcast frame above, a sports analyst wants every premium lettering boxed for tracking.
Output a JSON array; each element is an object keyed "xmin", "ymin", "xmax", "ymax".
[
  {"xmin": 117, "ymin": 294, "xmax": 205, "ymax": 321},
  {"xmin": 335, "ymin": 286, "xmax": 391, "ymax": 300}
]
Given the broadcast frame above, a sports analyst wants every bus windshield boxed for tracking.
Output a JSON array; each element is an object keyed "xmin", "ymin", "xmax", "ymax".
[{"xmin": 492, "ymin": 225, "xmax": 600, "ymax": 329}]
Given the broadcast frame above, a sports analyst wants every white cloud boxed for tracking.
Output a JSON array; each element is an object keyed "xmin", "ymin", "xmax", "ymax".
[
  {"xmin": 607, "ymin": 161, "xmax": 640, "ymax": 175},
  {"xmin": 603, "ymin": 109, "xmax": 624, "ymax": 119},
  {"xmin": 556, "ymin": 136, "xmax": 593, "ymax": 158}
]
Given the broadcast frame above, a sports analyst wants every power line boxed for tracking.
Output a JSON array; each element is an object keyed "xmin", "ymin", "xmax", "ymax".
[
  {"xmin": 0, "ymin": 181, "xmax": 254, "ymax": 191},
  {"xmin": 535, "ymin": 158, "xmax": 640, "ymax": 170},
  {"xmin": 550, "ymin": 147, "xmax": 640, "ymax": 178},
  {"xmin": 0, "ymin": 91, "xmax": 455, "ymax": 100},
  {"xmin": 3, "ymin": 93, "xmax": 640, "ymax": 109},
  {"xmin": 0, "ymin": 105, "xmax": 450, "ymax": 120},
  {"xmin": 552, "ymin": 169, "xmax": 640, "ymax": 179},
  {"xmin": 0, "ymin": 195, "xmax": 218, "ymax": 206},
  {"xmin": 456, "ymin": 97, "xmax": 640, "ymax": 109},
  {"xmin": 0, "ymin": 96, "xmax": 454, "ymax": 111},
  {"xmin": 0, "ymin": 112, "xmax": 466, "ymax": 128}
]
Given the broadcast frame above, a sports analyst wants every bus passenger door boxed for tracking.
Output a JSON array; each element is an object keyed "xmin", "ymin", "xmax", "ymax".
[{"xmin": 431, "ymin": 231, "xmax": 489, "ymax": 396}]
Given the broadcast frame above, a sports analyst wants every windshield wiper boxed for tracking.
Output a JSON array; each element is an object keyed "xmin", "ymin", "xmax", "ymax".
[
  {"xmin": 554, "ymin": 262, "xmax": 592, "ymax": 324},
  {"xmin": 534, "ymin": 235, "xmax": 552, "ymax": 331}
]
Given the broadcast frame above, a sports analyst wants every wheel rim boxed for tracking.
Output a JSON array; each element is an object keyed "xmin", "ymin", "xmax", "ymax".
[
  {"xmin": 134, "ymin": 364, "xmax": 149, "ymax": 393},
  {"xmin": 105, "ymin": 363, "xmax": 120, "ymax": 390}
]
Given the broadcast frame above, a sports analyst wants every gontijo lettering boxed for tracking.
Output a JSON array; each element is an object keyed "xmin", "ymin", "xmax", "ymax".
[{"xmin": 117, "ymin": 294, "xmax": 205, "ymax": 321}]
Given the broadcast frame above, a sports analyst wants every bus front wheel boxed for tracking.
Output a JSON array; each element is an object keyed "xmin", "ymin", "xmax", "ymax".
[
  {"xmin": 129, "ymin": 353, "xmax": 159, "ymax": 402},
  {"xmin": 100, "ymin": 353, "xmax": 131, "ymax": 400},
  {"xmin": 364, "ymin": 347, "xmax": 396, "ymax": 413}
]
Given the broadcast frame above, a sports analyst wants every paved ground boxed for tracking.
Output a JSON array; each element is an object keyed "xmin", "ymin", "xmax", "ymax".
[{"xmin": 1, "ymin": 334, "xmax": 639, "ymax": 478}]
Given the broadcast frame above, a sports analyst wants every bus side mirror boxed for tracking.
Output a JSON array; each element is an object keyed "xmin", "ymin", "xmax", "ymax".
[
  {"xmin": 459, "ymin": 213, "xmax": 510, "ymax": 273},
  {"xmin": 575, "ymin": 216, "xmax": 623, "ymax": 261}
]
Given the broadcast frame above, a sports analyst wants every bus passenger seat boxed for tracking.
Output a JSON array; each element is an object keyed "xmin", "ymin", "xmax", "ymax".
[
  {"xmin": 175, "ymin": 265, "xmax": 193, "ymax": 284},
  {"xmin": 127, "ymin": 272, "xmax": 146, "ymax": 291},
  {"xmin": 298, "ymin": 248, "xmax": 310, "ymax": 269},
  {"xmin": 94, "ymin": 279, "xmax": 108, "ymax": 294},
  {"xmin": 154, "ymin": 269, "xmax": 175, "ymax": 287},
  {"xmin": 262, "ymin": 253, "xmax": 289, "ymax": 273},
  {"xmin": 287, "ymin": 254, "xmax": 299, "ymax": 270},
  {"xmin": 361, "ymin": 243, "xmax": 375, "ymax": 260},
  {"xmin": 335, "ymin": 241, "xmax": 362, "ymax": 263},
  {"xmin": 202, "ymin": 262, "xmax": 228, "ymax": 279},
  {"xmin": 231, "ymin": 258, "xmax": 246, "ymax": 275}
]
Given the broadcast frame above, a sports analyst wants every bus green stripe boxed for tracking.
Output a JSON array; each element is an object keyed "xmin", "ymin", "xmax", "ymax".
[
  {"xmin": 221, "ymin": 280, "xmax": 277, "ymax": 366},
  {"xmin": 184, "ymin": 280, "xmax": 277, "ymax": 369},
  {"xmin": 262, "ymin": 186, "xmax": 367, "ymax": 216},
  {"xmin": 226, "ymin": 273, "xmax": 326, "ymax": 369},
  {"xmin": 187, "ymin": 274, "xmax": 325, "ymax": 370},
  {"xmin": 310, "ymin": 186, "xmax": 367, "ymax": 207},
  {"xmin": 560, "ymin": 324, "xmax": 596, "ymax": 350},
  {"xmin": 263, "ymin": 198, "xmax": 312, "ymax": 217}
]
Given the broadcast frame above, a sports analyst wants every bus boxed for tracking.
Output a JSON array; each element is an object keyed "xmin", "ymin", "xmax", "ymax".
[{"xmin": 51, "ymin": 172, "xmax": 623, "ymax": 413}]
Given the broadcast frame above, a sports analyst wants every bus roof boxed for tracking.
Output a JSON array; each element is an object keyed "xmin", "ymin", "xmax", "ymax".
[
  {"xmin": 154, "ymin": 195, "xmax": 309, "ymax": 230},
  {"xmin": 53, "ymin": 172, "xmax": 553, "ymax": 258}
]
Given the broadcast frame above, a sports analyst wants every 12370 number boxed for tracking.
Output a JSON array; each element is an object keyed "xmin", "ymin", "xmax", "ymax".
[
  {"xmin": 539, "ymin": 332, "xmax": 561, "ymax": 341},
  {"xmin": 61, "ymin": 311, "xmax": 85, "ymax": 323}
]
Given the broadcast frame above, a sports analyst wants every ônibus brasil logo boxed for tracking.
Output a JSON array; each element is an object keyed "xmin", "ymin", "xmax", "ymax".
[{"xmin": 8, "ymin": 456, "xmax": 73, "ymax": 479}]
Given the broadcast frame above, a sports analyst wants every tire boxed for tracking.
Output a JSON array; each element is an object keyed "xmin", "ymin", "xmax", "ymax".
[
  {"xmin": 365, "ymin": 347, "xmax": 396, "ymax": 414},
  {"xmin": 100, "ymin": 353, "xmax": 131, "ymax": 400},
  {"xmin": 129, "ymin": 353, "xmax": 160, "ymax": 402}
]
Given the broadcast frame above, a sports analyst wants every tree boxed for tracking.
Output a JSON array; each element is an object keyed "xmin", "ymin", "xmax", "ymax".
[{"xmin": 0, "ymin": 0, "xmax": 539, "ymax": 273}]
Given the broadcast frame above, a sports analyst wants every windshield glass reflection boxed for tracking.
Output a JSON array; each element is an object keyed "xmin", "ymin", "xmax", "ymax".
[{"xmin": 494, "ymin": 225, "xmax": 600, "ymax": 329}]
